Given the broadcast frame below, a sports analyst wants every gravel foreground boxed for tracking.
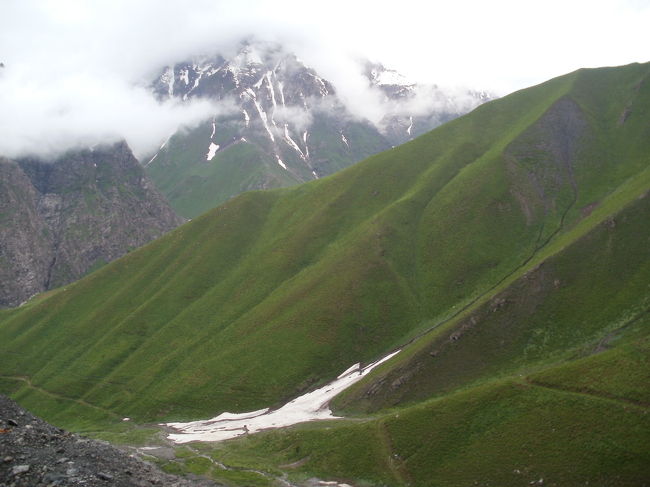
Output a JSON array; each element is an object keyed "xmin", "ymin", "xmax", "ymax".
[{"xmin": 0, "ymin": 395, "xmax": 218, "ymax": 487}]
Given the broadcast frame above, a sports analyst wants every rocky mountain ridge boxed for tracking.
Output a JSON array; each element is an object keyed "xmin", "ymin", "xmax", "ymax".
[{"xmin": 0, "ymin": 142, "xmax": 183, "ymax": 308}]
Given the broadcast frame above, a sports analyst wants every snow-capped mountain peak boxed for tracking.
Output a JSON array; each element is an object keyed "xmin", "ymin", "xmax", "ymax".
[{"xmin": 145, "ymin": 40, "xmax": 494, "ymax": 217}]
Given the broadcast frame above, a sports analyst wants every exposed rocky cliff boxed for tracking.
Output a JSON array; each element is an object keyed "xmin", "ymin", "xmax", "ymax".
[{"xmin": 0, "ymin": 142, "xmax": 183, "ymax": 308}]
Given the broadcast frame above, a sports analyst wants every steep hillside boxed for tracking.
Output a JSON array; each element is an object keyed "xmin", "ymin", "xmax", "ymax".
[
  {"xmin": 0, "ymin": 62, "xmax": 648, "ymax": 436},
  {"xmin": 334, "ymin": 178, "xmax": 650, "ymax": 413},
  {"xmin": 143, "ymin": 187, "xmax": 650, "ymax": 486},
  {"xmin": 0, "ymin": 142, "xmax": 183, "ymax": 308},
  {"xmin": 145, "ymin": 41, "xmax": 489, "ymax": 218}
]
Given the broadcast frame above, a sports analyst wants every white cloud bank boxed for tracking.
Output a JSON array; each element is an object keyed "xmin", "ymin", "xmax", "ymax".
[
  {"xmin": 0, "ymin": 68, "xmax": 219, "ymax": 158},
  {"xmin": 1, "ymin": 0, "xmax": 648, "ymax": 158}
]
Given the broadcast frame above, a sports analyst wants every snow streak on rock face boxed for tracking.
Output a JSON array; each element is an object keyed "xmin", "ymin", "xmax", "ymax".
[
  {"xmin": 206, "ymin": 142, "xmax": 219, "ymax": 160},
  {"xmin": 146, "ymin": 41, "xmax": 492, "ymax": 205},
  {"xmin": 164, "ymin": 350, "xmax": 401, "ymax": 443},
  {"xmin": 149, "ymin": 41, "xmax": 368, "ymax": 190}
]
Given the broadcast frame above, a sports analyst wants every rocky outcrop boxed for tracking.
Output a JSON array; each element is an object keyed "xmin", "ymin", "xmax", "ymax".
[
  {"xmin": 0, "ymin": 142, "xmax": 184, "ymax": 308},
  {"xmin": 0, "ymin": 394, "xmax": 216, "ymax": 486}
]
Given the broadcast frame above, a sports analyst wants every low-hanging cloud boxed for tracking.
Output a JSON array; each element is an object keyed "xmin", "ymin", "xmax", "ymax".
[
  {"xmin": 0, "ymin": 67, "xmax": 223, "ymax": 159},
  {"xmin": 0, "ymin": 0, "xmax": 239, "ymax": 159},
  {"xmin": 1, "ymin": 0, "xmax": 648, "ymax": 159},
  {"xmin": 272, "ymin": 105, "xmax": 313, "ymax": 133}
]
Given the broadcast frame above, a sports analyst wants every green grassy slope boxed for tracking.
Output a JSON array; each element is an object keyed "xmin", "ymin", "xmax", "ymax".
[
  {"xmin": 146, "ymin": 115, "xmax": 390, "ymax": 219},
  {"xmin": 189, "ymin": 189, "xmax": 650, "ymax": 486},
  {"xmin": 335, "ymin": 181, "xmax": 650, "ymax": 413},
  {"xmin": 194, "ymin": 195, "xmax": 650, "ymax": 485},
  {"xmin": 0, "ymin": 63, "xmax": 648, "ymax": 430},
  {"xmin": 214, "ymin": 376, "xmax": 648, "ymax": 487},
  {"xmin": 145, "ymin": 121, "xmax": 298, "ymax": 218},
  {"xmin": 141, "ymin": 316, "xmax": 650, "ymax": 486}
]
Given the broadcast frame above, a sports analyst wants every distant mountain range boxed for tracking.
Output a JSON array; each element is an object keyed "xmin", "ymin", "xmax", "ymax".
[{"xmin": 145, "ymin": 41, "xmax": 491, "ymax": 217}]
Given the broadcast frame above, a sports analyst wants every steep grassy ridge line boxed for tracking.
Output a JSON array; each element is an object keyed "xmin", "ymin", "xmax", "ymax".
[
  {"xmin": 334, "ymin": 186, "xmax": 650, "ymax": 413},
  {"xmin": 0, "ymin": 63, "xmax": 648, "ymax": 425},
  {"xmin": 205, "ymin": 275, "xmax": 650, "ymax": 486}
]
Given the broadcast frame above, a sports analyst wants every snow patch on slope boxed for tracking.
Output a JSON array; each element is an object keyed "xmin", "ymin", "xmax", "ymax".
[
  {"xmin": 266, "ymin": 72, "xmax": 278, "ymax": 117},
  {"xmin": 278, "ymin": 81, "xmax": 286, "ymax": 107},
  {"xmin": 284, "ymin": 124, "xmax": 306, "ymax": 159},
  {"xmin": 164, "ymin": 350, "xmax": 400, "ymax": 443},
  {"xmin": 179, "ymin": 68, "xmax": 189, "ymax": 85},
  {"xmin": 276, "ymin": 155, "xmax": 287, "ymax": 170},
  {"xmin": 206, "ymin": 142, "xmax": 219, "ymax": 160},
  {"xmin": 371, "ymin": 67, "xmax": 412, "ymax": 87},
  {"xmin": 341, "ymin": 133, "xmax": 350, "ymax": 148},
  {"xmin": 161, "ymin": 66, "xmax": 175, "ymax": 97}
]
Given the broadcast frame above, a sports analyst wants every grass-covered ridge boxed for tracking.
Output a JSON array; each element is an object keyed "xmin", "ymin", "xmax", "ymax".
[
  {"xmin": 0, "ymin": 62, "xmax": 649, "ymax": 433},
  {"xmin": 207, "ymin": 374, "xmax": 649, "ymax": 486},
  {"xmin": 333, "ymin": 180, "xmax": 650, "ymax": 413}
]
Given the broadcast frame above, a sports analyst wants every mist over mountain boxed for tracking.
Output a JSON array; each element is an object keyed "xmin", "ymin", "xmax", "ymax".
[
  {"xmin": 364, "ymin": 60, "xmax": 491, "ymax": 145},
  {"xmin": 0, "ymin": 0, "xmax": 501, "ymax": 162},
  {"xmin": 143, "ymin": 40, "xmax": 491, "ymax": 217},
  {"xmin": 1, "ymin": 0, "xmax": 647, "ymax": 161}
]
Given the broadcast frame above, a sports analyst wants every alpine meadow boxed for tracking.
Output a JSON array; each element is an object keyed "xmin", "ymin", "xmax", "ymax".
[{"xmin": 1, "ymin": 62, "xmax": 649, "ymax": 486}]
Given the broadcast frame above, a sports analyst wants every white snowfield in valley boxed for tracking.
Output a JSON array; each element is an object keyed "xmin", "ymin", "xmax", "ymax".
[{"xmin": 164, "ymin": 350, "xmax": 400, "ymax": 443}]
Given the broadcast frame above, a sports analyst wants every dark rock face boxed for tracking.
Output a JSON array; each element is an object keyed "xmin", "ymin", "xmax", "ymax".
[
  {"xmin": 0, "ymin": 395, "xmax": 216, "ymax": 486},
  {"xmin": 0, "ymin": 142, "xmax": 184, "ymax": 308}
]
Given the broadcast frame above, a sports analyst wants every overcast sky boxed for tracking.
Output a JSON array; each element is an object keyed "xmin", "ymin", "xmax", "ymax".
[{"xmin": 1, "ymin": 0, "xmax": 648, "ymax": 158}]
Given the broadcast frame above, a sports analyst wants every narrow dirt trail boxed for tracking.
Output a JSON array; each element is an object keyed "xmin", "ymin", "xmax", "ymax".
[
  {"xmin": 523, "ymin": 378, "xmax": 649, "ymax": 410},
  {"xmin": 0, "ymin": 375, "xmax": 119, "ymax": 419}
]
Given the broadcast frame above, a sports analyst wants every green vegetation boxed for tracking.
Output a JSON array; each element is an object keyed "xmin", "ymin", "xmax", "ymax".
[
  {"xmin": 146, "ymin": 115, "xmax": 390, "ymax": 219},
  {"xmin": 0, "ymin": 62, "xmax": 649, "ymax": 485},
  {"xmin": 201, "ymin": 376, "xmax": 648, "ymax": 486},
  {"xmin": 146, "ymin": 120, "xmax": 297, "ymax": 218},
  {"xmin": 335, "ymin": 183, "xmax": 650, "ymax": 413}
]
